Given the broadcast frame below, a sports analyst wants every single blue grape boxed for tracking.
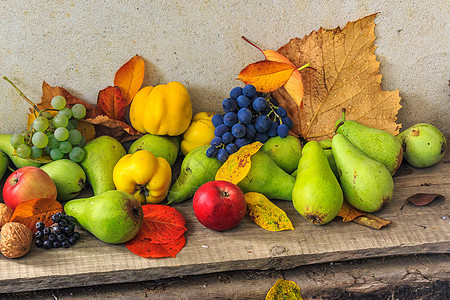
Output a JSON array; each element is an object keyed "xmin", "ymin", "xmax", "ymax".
[
  {"xmin": 235, "ymin": 138, "xmax": 248, "ymax": 148},
  {"xmin": 236, "ymin": 95, "xmax": 251, "ymax": 108},
  {"xmin": 277, "ymin": 124, "xmax": 289, "ymax": 138},
  {"xmin": 223, "ymin": 112, "xmax": 238, "ymax": 127},
  {"xmin": 243, "ymin": 84, "xmax": 257, "ymax": 98},
  {"xmin": 255, "ymin": 115, "xmax": 271, "ymax": 133},
  {"xmin": 211, "ymin": 136, "xmax": 222, "ymax": 147},
  {"xmin": 222, "ymin": 132, "xmax": 234, "ymax": 144},
  {"xmin": 276, "ymin": 106, "xmax": 288, "ymax": 118},
  {"xmin": 255, "ymin": 132, "xmax": 269, "ymax": 143},
  {"xmin": 244, "ymin": 124, "xmax": 256, "ymax": 139},
  {"xmin": 231, "ymin": 123, "xmax": 246, "ymax": 139},
  {"xmin": 267, "ymin": 121, "xmax": 279, "ymax": 137},
  {"xmin": 237, "ymin": 108, "xmax": 252, "ymax": 124},
  {"xmin": 206, "ymin": 146, "xmax": 218, "ymax": 158},
  {"xmin": 212, "ymin": 114, "xmax": 223, "ymax": 127},
  {"xmin": 229, "ymin": 87, "xmax": 243, "ymax": 100},
  {"xmin": 217, "ymin": 148, "xmax": 229, "ymax": 162},
  {"xmin": 282, "ymin": 116, "xmax": 293, "ymax": 129},
  {"xmin": 252, "ymin": 97, "xmax": 268, "ymax": 112},
  {"xmin": 222, "ymin": 98, "xmax": 238, "ymax": 112},
  {"xmin": 226, "ymin": 143, "xmax": 238, "ymax": 155},
  {"xmin": 214, "ymin": 124, "xmax": 229, "ymax": 137}
]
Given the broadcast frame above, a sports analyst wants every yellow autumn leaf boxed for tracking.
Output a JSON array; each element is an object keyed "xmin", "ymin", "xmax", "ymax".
[
  {"xmin": 245, "ymin": 192, "xmax": 294, "ymax": 232},
  {"xmin": 266, "ymin": 279, "xmax": 303, "ymax": 300},
  {"xmin": 237, "ymin": 60, "xmax": 295, "ymax": 93},
  {"xmin": 273, "ymin": 13, "xmax": 402, "ymax": 141},
  {"xmin": 215, "ymin": 142, "xmax": 263, "ymax": 185},
  {"xmin": 114, "ymin": 55, "xmax": 145, "ymax": 106},
  {"xmin": 337, "ymin": 200, "xmax": 366, "ymax": 222}
]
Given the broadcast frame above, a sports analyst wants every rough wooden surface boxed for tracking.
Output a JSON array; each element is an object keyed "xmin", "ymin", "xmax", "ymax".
[{"xmin": 0, "ymin": 152, "xmax": 448, "ymax": 294}]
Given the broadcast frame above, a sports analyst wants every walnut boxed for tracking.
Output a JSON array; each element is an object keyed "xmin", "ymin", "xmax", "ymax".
[
  {"xmin": 0, "ymin": 222, "xmax": 33, "ymax": 258},
  {"xmin": 0, "ymin": 204, "xmax": 13, "ymax": 229}
]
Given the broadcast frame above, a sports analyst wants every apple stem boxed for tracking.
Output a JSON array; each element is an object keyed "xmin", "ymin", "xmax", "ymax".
[
  {"xmin": 2, "ymin": 76, "xmax": 40, "ymax": 113},
  {"xmin": 241, "ymin": 36, "xmax": 265, "ymax": 56}
]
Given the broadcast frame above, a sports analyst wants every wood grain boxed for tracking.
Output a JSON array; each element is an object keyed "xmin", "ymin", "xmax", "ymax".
[{"xmin": 0, "ymin": 153, "xmax": 448, "ymax": 293}]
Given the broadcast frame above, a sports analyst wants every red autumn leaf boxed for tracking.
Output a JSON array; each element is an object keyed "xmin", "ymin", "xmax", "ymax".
[
  {"xmin": 114, "ymin": 55, "xmax": 145, "ymax": 106},
  {"xmin": 125, "ymin": 235, "xmax": 186, "ymax": 258},
  {"xmin": 401, "ymin": 193, "xmax": 445, "ymax": 209},
  {"xmin": 97, "ymin": 86, "xmax": 127, "ymax": 121},
  {"xmin": 133, "ymin": 205, "xmax": 187, "ymax": 243},
  {"xmin": 10, "ymin": 198, "xmax": 63, "ymax": 233}
]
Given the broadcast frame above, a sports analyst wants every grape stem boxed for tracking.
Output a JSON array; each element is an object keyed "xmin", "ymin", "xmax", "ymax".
[{"xmin": 2, "ymin": 76, "xmax": 40, "ymax": 113}]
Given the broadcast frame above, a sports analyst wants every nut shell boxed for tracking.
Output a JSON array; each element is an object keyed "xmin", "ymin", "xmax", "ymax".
[
  {"xmin": 0, "ymin": 222, "xmax": 33, "ymax": 258},
  {"xmin": 0, "ymin": 204, "xmax": 13, "ymax": 229}
]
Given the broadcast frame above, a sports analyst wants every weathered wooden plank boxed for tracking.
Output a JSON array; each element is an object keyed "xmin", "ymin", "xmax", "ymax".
[{"xmin": 0, "ymin": 153, "xmax": 448, "ymax": 293}]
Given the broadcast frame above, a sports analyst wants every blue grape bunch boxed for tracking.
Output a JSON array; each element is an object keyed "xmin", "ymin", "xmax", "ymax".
[{"xmin": 207, "ymin": 84, "xmax": 293, "ymax": 162}]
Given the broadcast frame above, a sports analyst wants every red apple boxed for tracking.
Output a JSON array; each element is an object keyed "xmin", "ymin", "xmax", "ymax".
[
  {"xmin": 193, "ymin": 180, "xmax": 246, "ymax": 231},
  {"xmin": 3, "ymin": 166, "xmax": 57, "ymax": 211}
]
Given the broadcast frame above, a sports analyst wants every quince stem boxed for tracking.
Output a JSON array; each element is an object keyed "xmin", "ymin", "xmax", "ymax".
[{"xmin": 2, "ymin": 76, "xmax": 40, "ymax": 113}]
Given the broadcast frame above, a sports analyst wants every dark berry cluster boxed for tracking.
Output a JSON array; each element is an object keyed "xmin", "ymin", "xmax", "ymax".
[
  {"xmin": 34, "ymin": 212, "xmax": 80, "ymax": 249},
  {"xmin": 207, "ymin": 84, "xmax": 293, "ymax": 162}
]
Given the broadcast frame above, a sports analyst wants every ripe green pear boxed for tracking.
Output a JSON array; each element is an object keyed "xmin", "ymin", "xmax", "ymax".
[
  {"xmin": 167, "ymin": 145, "xmax": 223, "ymax": 204},
  {"xmin": 0, "ymin": 134, "xmax": 43, "ymax": 169},
  {"xmin": 292, "ymin": 141, "xmax": 343, "ymax": 225},
  {"xmin": 332, "ymin": 134, "xmax": 394, "ymax": 213},
  {"xmin": 64, "ymin": 190, "xmax": 143, "ymax": 244},
  {"xmin": 40, "ymin": 159, "xmax": 86, "ymax": 201},
  {"xmin": 396, "ymin": 123, "xmax": 446, "ymax": 168},
  {"xmin": 80, "ymin": 136, "xmax": 126, "ymax": 195},
  {"xmin": 0, "ymin": 151, "xmax": 9, "ymax": 180},
  {"xmin": 260, "ymin": 135, "xmax": 302, "ymax": 174},
  {"xmin": 237, "ymin": 151, "xmax": 295, "ymax": 201},
  {"xmin": 128, "ymin": 133, "xmax": 179, "ymax": 166},
  {"xmin": 336, "ymin": 119, "xmax": 403, "ymax": 175}
]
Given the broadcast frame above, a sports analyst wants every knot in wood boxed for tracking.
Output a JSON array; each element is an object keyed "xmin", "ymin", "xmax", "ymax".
[{"xmin": 270, "ymin": 245, "xmax": 287, "ymax": 256}]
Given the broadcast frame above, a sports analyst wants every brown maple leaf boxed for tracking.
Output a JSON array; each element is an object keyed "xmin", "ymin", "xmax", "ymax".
[{"xmin": 273, "ymin": 13, "xmax": 402, "ymax": 141}]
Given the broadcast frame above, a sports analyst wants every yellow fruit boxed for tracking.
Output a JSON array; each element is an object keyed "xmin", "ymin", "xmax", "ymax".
[{"xmin": 181, "ymin": 112, "xmax": 216, "ymax": 156}]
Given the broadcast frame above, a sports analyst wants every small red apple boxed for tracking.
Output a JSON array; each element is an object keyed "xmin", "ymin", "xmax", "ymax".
[
  {"xmin": 3, "ymin": 166, "xmax": 57, "ymax": 211},
  {"xmin": 193, "ymin": 180, "xmax": 246, "ymax": 231}
]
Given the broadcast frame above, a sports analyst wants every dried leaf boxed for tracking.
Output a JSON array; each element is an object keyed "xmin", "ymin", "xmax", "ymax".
[
  {"xmin": 125, "ymin": 235, "xmax": 186, "ymax": 258},
  {"xmin": 125, "ymin": 204, "xmax": 187, "ymax": 258},
  {"xmin": 352, "ymin": 214, "xmax": 392, "ymax": 229},
  {"xmin": 83, "ymin": 115, "xmax": 141, "ymax": 143},
  {"xmin": 273, "ymin": 13, "xmax": 402, "ymax": 141},
  {"xmin": 401, "ymin": 193, "xmax": 445, "ymax": 209},
  {"xmin": 337, "ymin": 200, "xmax": 366, "ymax": 222},
  {"xmin": 238, "ymin": 60, "xmax": 295, "ymax": 93},
  {"xmin": 114, "ymin": 55, "xmax": 145, "ymax": 106},
  {"xmin": 132, "ymin": 205, "xmax": 187, "ymax": 244},
  {"xmin": 215, "ymin": 142, "xmax": 263, "ymax": 185},
  {"xmin": 76, "ymin": 120, "xmax": 96, "ymax": 143},
  {"xmin": 10, "ymin": 198, "xmax": 63, "ymax": 233},
  {"xmin": 266, "ymin": 279, "xmax": 303, "ymax": 300},
  {"xmin": 245, "ymin": 192, "xmax": 294, "ymax": 231},
  {"xmin": 97, "ymin": 86, "xmax": 127, "ymax": 121}
]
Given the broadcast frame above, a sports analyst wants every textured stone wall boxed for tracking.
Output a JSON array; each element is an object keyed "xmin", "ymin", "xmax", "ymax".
[{"xmin": 0, "ymin": 0, "xmax": 448, "ymax": 134}]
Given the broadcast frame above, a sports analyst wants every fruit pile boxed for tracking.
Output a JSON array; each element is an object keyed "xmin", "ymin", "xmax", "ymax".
[
  {"xmin": 10, "ymin": 96, "xmax": 87, "ymax": 162},
  {"xmin": 34, "ymin": 212, "xmax": 80, "ymax": 249},
  {"xmin": 207, "ymin": 84, "xmax": 293, "ymax": 162}
]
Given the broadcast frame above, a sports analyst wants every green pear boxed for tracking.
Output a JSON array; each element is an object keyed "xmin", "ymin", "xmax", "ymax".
[
  {"xmin": 332, "ymin": 134, "xmax": 394, "ymax": 213},
  {"xmin": 260, "ymin": 136, "xmax": 302, "ymax": 174},
  {"xmin": 128, "ymin": 133, "xmax": 179, "ymax": 166},
  {"xmin": 0, "ymin": 134, "xmax": 43, "ymax": 169},
  {"xmin": 336, "ymin": 119, "xmax": 403, "ymax": 175},
  {"xmin": 396, "ymin": 123, "xmax": 446, "ymax": 168},
  {"xmin": 237, "ymin": 151, "xmax": 295, "ymax": 201},
  {"xmin": 318, "ymin": 139, "xmax": 332, "ymax": 149},
  {"xmin": 324, "ymin": 149, "xmax": 339, "ymax": 180},
  {"xmin": 40, "ymin": 159, "xmax": 86, "ymax": 201},
  {"xmin": 64, "ymin": 190, "xmax": 143, "ymax": 244},
  {"xmin": 80, "ymin": 136, "xmax": 126, "ymax": 195},
  {"xmin": 0, "ymin": 151, "xmax": 9, "ymax": 180},
  {"xmin": 292, "ymin": 141, "xmax": 343, "ymax": 225},
  {"xmin": 167, "ymin": 145, "xmax": 223, "ymax": 204}
]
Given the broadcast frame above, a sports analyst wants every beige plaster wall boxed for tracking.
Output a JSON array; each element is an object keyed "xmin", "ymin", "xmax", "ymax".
[{"xmin": 0, "ymin": 0, "xmax": 448, "ymax": 134}]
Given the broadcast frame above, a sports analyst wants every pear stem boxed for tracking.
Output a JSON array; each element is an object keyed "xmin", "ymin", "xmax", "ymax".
[
  {"xmin": 342, "ymin": 108, "xmax": 346, "ymax": 121},
  {"xmin": 7, "ymin": 166, "xmax": 15, "ymax": 173},
  {"xmin": 2, "ymin": 76, "xmax": 40, "ymax": 113}
]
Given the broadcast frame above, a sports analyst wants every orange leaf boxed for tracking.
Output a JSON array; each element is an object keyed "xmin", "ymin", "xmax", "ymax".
[
  {"xmin": 83, "ymin": 115, "xmax": 141, "ymax": 143},
  {"xmin": 337, "ymin": 200, "xmax": 365, "ymax": 222},
  {"xmin": 10, "ymin": 198, "xmax": 63, "ymax": 233},
  {"xmin": 114, "ymin": 55, "xmax": 145, "ymax": 106},
  {"xmin": 97, "ymin": 86, "xmax": 127, "ymax": 121},
  {"xmin": 352, "ymin": 214, "xmax": 392, "ymax": 230},
  {"xmin": 238, "ymin": 60, "xmax": 295, "ymax": 93},
  {"xmin": 125, "ymin": 235, "xmax": 186, "ymax": 258},
  {"xmin": 215, "ymin": 142, "xmax": 263, "ymax": 185}
]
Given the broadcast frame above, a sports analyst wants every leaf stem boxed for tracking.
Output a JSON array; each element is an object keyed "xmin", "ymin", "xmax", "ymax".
[
  {"xmin": 241, "ymin": 36, "xmax": 264, "ymax": 56},
  {"xmin": 297, "ymin": 63, "xmax": 312, "ymax": 72},
  {"xmin": 2, "ymin": 76, "xmax": 40, "ymax": 113}
]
